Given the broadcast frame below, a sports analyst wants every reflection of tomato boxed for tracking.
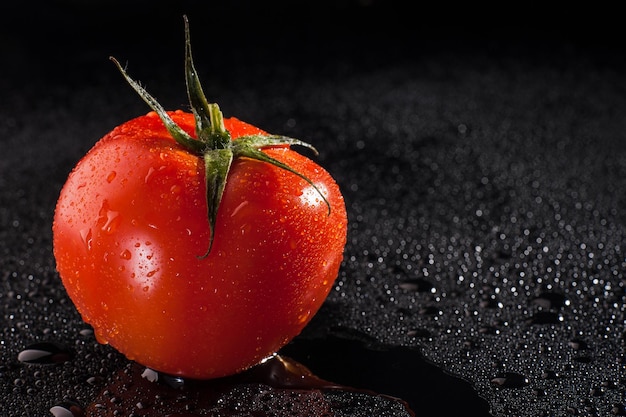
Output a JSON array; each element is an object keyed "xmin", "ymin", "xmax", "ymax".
[{"xmin": 53, "ymin": 28, "xmax": 347, "ymax": 379}]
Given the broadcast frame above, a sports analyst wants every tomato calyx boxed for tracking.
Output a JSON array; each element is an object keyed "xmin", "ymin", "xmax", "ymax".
[{"xmin": 109, "ymin": 17, "xmax": 330, "ymax": 257}]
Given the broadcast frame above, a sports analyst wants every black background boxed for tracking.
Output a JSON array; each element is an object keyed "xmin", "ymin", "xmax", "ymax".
[{"xmin": 2, "ymin": 1, "xmax": 626, "ymax": 416}]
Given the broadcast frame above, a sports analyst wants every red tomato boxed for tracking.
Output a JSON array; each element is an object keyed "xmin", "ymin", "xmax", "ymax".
[{"xmin": 53, "ymin": 107, "xmax": 347, "ymax": 378}]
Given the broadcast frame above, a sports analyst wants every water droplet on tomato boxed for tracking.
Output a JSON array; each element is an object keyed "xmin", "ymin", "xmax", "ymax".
[
  {"xmin": 299, "ymin": 184, "xmax": 328, "ymax": 207},
  {"xmin": 120, "ymin": 249, "xmax": 132, "ymax": 260},
  {"xmin": 79, "ymin": 228, "xmax": 93, "ymax": 251},
  {"xmin": 97, "ymin": 200, "xmax": 120, "ymax": 234},
  {"xmin": 230, "ymin": 200, "xmax": 249, "ymax": 217},
  {"xmin": 144, "ymin": 166, "xmax": 155, "ymax": 184},
  {"xmin": 297, "ymin": 310, "xmax": 311, "ymax": 324},
  {"xmin": 106, "ymin": 171, "xmax": 116, "ymax": 183},
  {"xmin": 101, "ymin": 210, "xmax": 119, "ymax": 234}
]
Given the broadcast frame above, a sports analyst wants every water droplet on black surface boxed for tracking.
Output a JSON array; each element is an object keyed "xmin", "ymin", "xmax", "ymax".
[
  {"xmin": 418, "ymin": 305, "xmax": 441, "ymax": 315},
  {"xmin": 568, "ymin": 338, "xmax": 588, "ymax": 350},
  {"xmin": 17, "ymin": 342, "xmax": 73, "ymax": 365},
  {"xmin": 398, "ymin": 278, "xmax": 434, "ymax": 293},
  {"xmin": 478, "ymin": 325, "xmax": 499, "ymax": 335},
  {"xmin": 527, "ymin": 311, "xmax": 562, "ymax": 325},
  {"xmin": 406, "ymin": 328, "xmax": 432, "ymax": 338},
  {"xmin": 479, "ymin": 297, "xmax": 500, "ymax": 308},
  {"xmin": 611, "ymin": 403, "xmax": 626, "ymax": 415},
  {"xmin": 49, "ymin": 400, "xmax": 85, "ymax": 417},
  {"xmin": 541, "ymin": 370, "xmax": 558, "ymax": 380},
  {"xmin": 490, "ymin": 372, "xmax": 529, "ymax": 388},
  {"xmin": 531, "ymin": 292, "xmax": 567, "ymax": 310}
]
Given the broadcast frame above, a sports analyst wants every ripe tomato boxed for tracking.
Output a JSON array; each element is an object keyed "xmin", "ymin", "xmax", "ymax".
[
  {"xmin": 53, "ymin": 109, "xmax": 347, "ymax": 379},
  {"xmin": 52, "ymin": 22, "xmax": 347, "ymax": 379}
]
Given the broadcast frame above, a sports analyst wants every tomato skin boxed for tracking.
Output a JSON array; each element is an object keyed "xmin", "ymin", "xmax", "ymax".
[{"xmin": 53, "ymin": 110, "xmax": 347, "ymax": 379}]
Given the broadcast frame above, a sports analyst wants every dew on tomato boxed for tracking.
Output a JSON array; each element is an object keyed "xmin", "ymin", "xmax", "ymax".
[{"xmin": 53, "ymin": 22, "xmax": 347, "ymax": 379}]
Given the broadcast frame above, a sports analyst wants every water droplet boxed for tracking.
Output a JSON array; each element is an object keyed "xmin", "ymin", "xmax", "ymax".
[
  {"xmin": 79, "ymin": 328, "xmax": 94, "ymax": 338},
  {"xmin": 97, "ymin": 200, "xmax": 120, "ymax": 234},
  {"xmin": 398, "ymin": 278, "xmax": 434, "ymax": 293},
  {"xmin": 79, "ymin": 228, "xmax": 93, "ymax": 251},
  {"xmin": 478, "ymin": 325, "xmax": 499, "ymax": 335},
  {"xmin": 87, "ymin": 376, "xmax": 103, "ymax": 385},
  {"xmin": 120, "ymin": 249, "xmax": 132, "ymax": 260},
  {"xmin": 611, "ymin": 403, "xmax": 626, "ymax": 415},
  {"xmin": 141, "ymin": 367, "xmax": 159, "ymax": 383},
  {"xmin": 532, "ymin": 292, "xmax": 567, "ymax": 309},
  {"xmin": 490, "ymin": 372, "xmax": 529, "ymax": 388},
  {"xmin": 479, "ymin": 297, "xmax": 500, "ymax": 309},
  {"xmin": 101, "ymin": 210, "xmax": 119, "ymax": 234},
  {"xmin": 419, "ymin": 306, "xmax": 441, "ymax": 315},
  {"xmin": 94, "ymin": 329, "xmax": 109, "ymax": 345},
  {"xmin": 17, "ymin": 342, "xmax": 73, "ymax": 365},
  {"xmin": 49, "ymin": 400, "xmax": 84, "ymax": 417},
  {"xmin": 145, "ymin": 167, "xmax": 155, "ymax": 183},
  {"xmin": 527, "ymin": 311, "xmax": 562, "ymax": 325},
  {"xmin": 407, "ymin": 328, "xmax": 432, "ymax": 338},
  {"xmin": 568, "ymin": 339, "xmax": 588, "ymax": 350},
  {"xmin": 140, "ymin": 367, "xmax": 185, "ymax": 389},
  {"xmin": 106, "ymin": 171, "xmax": 116, "ymax": 183},
  {"xmin": 161, "ymin": 374, "xmax": 185, "ymax": 389},
  {"xmin": 230, "ymin": 200, "xmax": 249, "ymax": 217},
  {"xmin": 541, "ymin": 370, "xmax": 558, "ymax": 379}
]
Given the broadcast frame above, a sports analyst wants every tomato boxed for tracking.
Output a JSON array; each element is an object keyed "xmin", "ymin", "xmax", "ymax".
[{"xmin": 52, "ymin": 21, "xmax": 347, "ymax": 379}]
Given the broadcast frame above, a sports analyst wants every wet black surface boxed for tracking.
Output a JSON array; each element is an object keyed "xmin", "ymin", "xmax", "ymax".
[{"xmin": 2, "ymin": 1, "xmax": 626, "ymax": 416}]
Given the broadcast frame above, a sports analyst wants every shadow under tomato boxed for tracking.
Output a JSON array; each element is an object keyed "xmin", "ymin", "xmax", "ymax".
[{"xmin": 280, "ymin": 334, "xmax": 493, "ymax": 417}]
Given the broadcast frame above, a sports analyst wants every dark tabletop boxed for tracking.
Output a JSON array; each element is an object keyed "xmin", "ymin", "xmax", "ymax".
[{"xmin": 2, "ymin": 2, "xmax": 625, "ymax": 416}]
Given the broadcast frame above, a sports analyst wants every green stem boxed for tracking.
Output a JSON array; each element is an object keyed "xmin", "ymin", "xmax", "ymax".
[
  {"xmin": 112, "ymin": 16, "xmax": 331, "ymax": 257},
  {"xmin": 200, "ymin": 148, "xmax": 234, "ymax": 258},
  {"xmin": 183, "ymin": 15, "xmax": 230, "ymax": 149},
  {"xmin": 110, "ymin": 57, "xmax": 204, "ymax": 155}
]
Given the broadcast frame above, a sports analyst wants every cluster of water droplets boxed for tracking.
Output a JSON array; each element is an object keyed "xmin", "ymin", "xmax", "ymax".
[{"xmin": 314, "ymin": 89, "xmax": 626, "ymax": 415}]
